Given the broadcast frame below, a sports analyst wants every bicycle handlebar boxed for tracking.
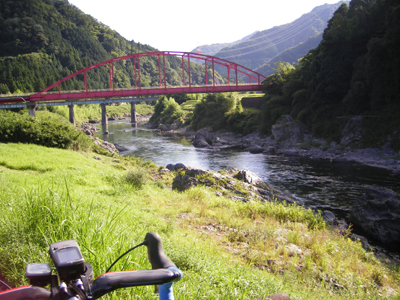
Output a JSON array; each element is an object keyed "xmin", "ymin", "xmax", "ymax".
[
  {"xmin": 0, "ymin": 232, "xmax": 182, "ymax": 300},
  {"xmin": 91, "ymin": 269, "xmax": 181, "ymax": 299},
  {"xmin": 0, "ymin": 286, "xmax": 51, "ymax": 300},
  {"xmin": 144, "ymin": 232, "xmax": 177, "ymax": 269}
]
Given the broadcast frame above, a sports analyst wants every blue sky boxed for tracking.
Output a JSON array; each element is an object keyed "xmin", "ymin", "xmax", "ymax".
[{"xmin": 68, "ymin": 0, "xmax": 344, "ymax": 52}]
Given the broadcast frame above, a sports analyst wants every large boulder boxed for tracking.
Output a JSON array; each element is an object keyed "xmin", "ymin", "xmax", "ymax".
[
  {"xmin": 172, "ymin": 174, "xmax": 199, "ymax": 191},
  {"xmin": 158, "ymin": 124, "xmax": 169, "ymax": 131},
  {"xmin": 349, "ymin": 187, "xmax": 400, "ymax": 248},
  {"xmin": 166, "ymin": 163, "xmax": 187, "ymax": 171},
  {"xmin": 192, "ymin": 133, "xmax": 211, "ymax": 148},
  {"xmin": 234, "ymin": 170, "xmax": 264, "ymax": 187},
  {"xmin": 171, "ymin": 166, "xmax": 209, "ymax": 191},
  {"xmin": 170, "ymin": 119, "xmax": 182, "ymax": 130},
  {"xmin": 114, "ymin": 144, "xmax": 129, "ymax": 152},
  {"xmin": 249, "ymin": 145, "xmax": 263, "ymax": 154},
  {"xmin": 271, "ymin": 115, "xmax": 308, "ymax": 147},
  {"xmin": 340, "ymin": 116, "xmax": 364, "ymax": 147}
]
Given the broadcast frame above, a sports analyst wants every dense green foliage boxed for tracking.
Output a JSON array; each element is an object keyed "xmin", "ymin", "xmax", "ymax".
[
  {"xmin": 149, "ymin": 96, "xmax": 185, "ymax": 125},
  {"xmin": 149, "ymin": 93, "xmax": 261, "ymax": 135},
  {"xmin": 0, "ymin": 110, "xmax": 93, "ymax": 150},
  {"xmin": 226, "ymin": 107, "xmax": 261, "ymax": 135},
  {"xmin": 0, "ymin": 0, "xmax": 216, "ymax": 94},
  {"xmin": 260, "ymin": 0, "xmax": 400, "ymax": 148},
  {"xmin": 190, "ymin": 93, "xmax": 240, "ymax": 131}
]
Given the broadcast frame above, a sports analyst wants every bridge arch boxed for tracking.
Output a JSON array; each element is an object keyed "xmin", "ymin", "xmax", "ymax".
[{"xmin": 15, "ymin": 51, "xmax": 266, "ymax": 102}]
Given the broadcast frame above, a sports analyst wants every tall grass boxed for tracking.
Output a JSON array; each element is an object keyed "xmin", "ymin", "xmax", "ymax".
[{"xmin": 0, "ymin": 143, "xmax": 399, "ymax": 299}]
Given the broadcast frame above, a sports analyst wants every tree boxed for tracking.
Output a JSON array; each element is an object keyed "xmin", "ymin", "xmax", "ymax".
[{"xmin": 191, "ymin": 93, "xmax": 239, "ymax": 130}]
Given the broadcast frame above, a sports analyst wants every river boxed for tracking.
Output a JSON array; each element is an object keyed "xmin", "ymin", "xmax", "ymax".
[{"xmin": 96, "ymin": 120, "xmax": 399, "ymax": 211}]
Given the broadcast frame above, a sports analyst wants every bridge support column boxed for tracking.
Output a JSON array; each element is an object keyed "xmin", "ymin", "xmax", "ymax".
[
  {"xmin": 130, "ymin": 102, "xmax": 137, "ymax": 124},
  {"xmin": 101, "ymin": 103, "xmax": 108, "ymax": 126},
  {"xmin": 68, "ymin": 104, "xmax": 75, "ymax": 125},
  {"xmin": 26, "ymin": 102, "xmax": 37, "ymax": 117}
]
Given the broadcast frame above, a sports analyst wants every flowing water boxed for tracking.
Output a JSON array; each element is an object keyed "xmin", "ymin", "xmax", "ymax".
[
  {"xmin": 96, "ymin": 120, "xmax": 400, "ymax": 256},
  {"xmin": 96, "ymin": 120, "xmax": 399, "ymax": 211}
]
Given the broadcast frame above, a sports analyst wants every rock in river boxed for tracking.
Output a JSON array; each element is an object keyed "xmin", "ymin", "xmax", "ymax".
[{"xmin": 349, "ymin": 187, "xmax": 400, "ymax": 248}]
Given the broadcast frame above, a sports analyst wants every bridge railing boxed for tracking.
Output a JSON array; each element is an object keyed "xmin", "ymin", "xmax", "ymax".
[
  {"xmin": 39, "ymin": 82, "xmax": 262, "ymax": 95},
  {"xmin": 1, "ymin": 52, "xmax": 266, "ymax": 104}
]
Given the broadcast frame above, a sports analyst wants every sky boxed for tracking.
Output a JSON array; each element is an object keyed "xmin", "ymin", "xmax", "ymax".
[{"xmin": 68, "ymin": 0, "xmax": 342, "ymax": 52}]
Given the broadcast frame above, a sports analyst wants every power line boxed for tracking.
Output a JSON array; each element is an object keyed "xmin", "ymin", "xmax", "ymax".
[{"xmin": 217, "ymin": 5, "xmax": 332, "ymax": 58}]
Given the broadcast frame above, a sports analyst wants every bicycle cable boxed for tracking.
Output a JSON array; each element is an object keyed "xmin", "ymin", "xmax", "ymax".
[
  {"xmin": 0, "ymin": 279, "xmax": 11, "ymax": 291},
  {"xmin": 105, "ymin": 242, "xmax": 146, "ymax": 273}
]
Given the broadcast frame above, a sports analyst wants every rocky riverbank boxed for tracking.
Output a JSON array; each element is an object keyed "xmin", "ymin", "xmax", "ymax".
[
  {"xmin": 98, "ymin": 112, "xmax": 400, "ymax": 174},
  {"xmin": 151, "ymin": 116, "xmax": 400, "ymax": 258},
  {"xmin": 162, "ymin": 162, "xmax": 400, "ymax": 263},
  {"xmin": 158, "ymin": 115, "xmax": 400, "ymax": 175}
]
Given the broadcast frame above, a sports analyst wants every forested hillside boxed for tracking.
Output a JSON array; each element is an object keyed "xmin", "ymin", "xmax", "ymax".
[
  {"xmin": 255, "ymin": 33, "xmax": 323, "ymax": 76},
  {"xmin": 260, "ymin": 0, "xmax": 400, "ymax": 149},
  {"xmin": 0, "ymin": 0, "xmax": 217, "ymax": 94},
  {"xmin": 215, "ymin": 2, "xmax": 345, "ymax": 74}
]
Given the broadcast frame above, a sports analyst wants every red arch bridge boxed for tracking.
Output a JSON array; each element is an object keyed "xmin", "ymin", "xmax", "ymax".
[{"xmin": 0, "ymin": 51, "xmax": 265, "ymax": 124}]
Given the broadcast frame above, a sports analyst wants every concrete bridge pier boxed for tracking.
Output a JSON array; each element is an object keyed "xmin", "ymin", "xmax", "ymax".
[
  {"xmin": 68, "ymin": 104, "xmax": 75, "ymax": 125},
  {"xmin": 26, "ymin": 102, "xmax": 37, "ymax": 117},
  {"xmin": 130, "ymin": 102, "xmax": 137, "ymax": 124},
  {"xmin": 101, "ymin": 103, "xmax": 108, "ymax": 126}
]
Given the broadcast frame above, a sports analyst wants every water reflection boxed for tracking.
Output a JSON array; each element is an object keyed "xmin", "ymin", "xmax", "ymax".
[{"xmin": 96, "ymin": 120, "xmax": 399, "ymax": 212}]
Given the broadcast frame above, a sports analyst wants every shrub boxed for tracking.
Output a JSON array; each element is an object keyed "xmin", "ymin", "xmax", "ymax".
[
  {"xmin": 226, "ymin": 108, "xmax": 261, "ymax": 135},
  {"xmin": 125, "ymin": 168, "xmax": 148, "ymax": 189},
  {"xmin": 0, "ymin": 110, "xmax": 93, "ymax": 151},
  {"xmin": 150, "ymin": 96, "xmax": 185, "ymax": 125},
  {"xmin": 191, "ymin": 93, "xmax": 239, "ymax": 130}
]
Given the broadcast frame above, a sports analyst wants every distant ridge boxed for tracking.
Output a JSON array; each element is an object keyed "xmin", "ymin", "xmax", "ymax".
[
  {"xmin": 255, "ymin": 33, "xmax": 323, "ymax": 76},
  {"xmin": 190, "ymin": 32, "xmax": 257, "ymax": 56},
  {"xmin": 213, "ymin": 1, "xmax": 347, "ymax": 75}
]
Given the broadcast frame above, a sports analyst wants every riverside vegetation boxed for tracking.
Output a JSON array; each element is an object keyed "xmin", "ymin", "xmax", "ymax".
[{"xmin": 1, "ymin": 110, "xmax": 400, "ymax": 299}]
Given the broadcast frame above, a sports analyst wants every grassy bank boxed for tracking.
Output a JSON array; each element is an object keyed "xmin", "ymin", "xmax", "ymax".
[{"xmin": 0, "ymin": 143, "xmax": 399, "ymax": 299}]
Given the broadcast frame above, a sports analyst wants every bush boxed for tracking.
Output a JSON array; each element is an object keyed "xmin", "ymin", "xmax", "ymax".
[
  {"xmin": 125, "ymin": 167, "xmax": 148, "ymax": 189},
  {"xmin": 226, "ymin": 108, "xmax": 261, "ymax": 135},
  {"xmin": 0, "ymin": 110, "xmax": 93, "ymax": 151},
  {"xmin": 149, "ymin": 96, "xmax": 185, "ymax": 125},
  {"xmin": 191, "ymin": 93, "xmax": 239, "ymax": 130}
]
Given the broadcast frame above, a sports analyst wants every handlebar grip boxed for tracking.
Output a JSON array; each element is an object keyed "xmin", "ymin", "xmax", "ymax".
[
  {"xmin": 90, "ymin": 269, "xmax": 181, "ymax": 299},
  {"xmin": 143, "ymin": 233, "xmax": 176, "ymax": 269},
  {"xmin": 0, "ymin": 286, "xmax": 50, "ymax": 300}
]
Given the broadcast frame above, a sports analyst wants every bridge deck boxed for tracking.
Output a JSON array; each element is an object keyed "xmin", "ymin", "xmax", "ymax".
[{"xmin": 0, "ymin": 97, "xmax": 159, "ymax": 109}]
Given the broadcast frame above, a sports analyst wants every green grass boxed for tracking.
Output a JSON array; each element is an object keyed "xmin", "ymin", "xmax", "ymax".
[
  {"xmin": 180, "ymin": 99, "xmax": 200, "ymax": 111},
  {"xmin": 0, "ymin": 143, "xmax": 399, "ymax": 299},
  {"xmin": 47, "ymin": 102, "xmax": 154, "ymax": 124}
]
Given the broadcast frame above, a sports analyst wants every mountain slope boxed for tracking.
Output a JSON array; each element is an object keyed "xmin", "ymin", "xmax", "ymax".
[
  {"xmin": 215, "ymin": 1, "xmax": 346, "ymax": 73},
  {"xmin": 0, "ymin": 0, "xmax": 214, "ymax": 94},
  {"xmin": 255, "ymin": 33, "xmax": 323, "ymax": 76},
  {"xmin": 190, "ymin": 32, "xmax": 257, "ymax": 56}
]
